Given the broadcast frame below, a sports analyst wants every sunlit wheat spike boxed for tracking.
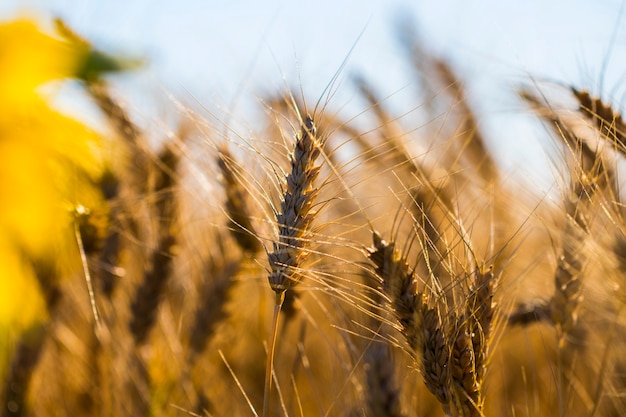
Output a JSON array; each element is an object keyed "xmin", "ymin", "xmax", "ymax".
[
  {"xmin": 353, "ymin": 75, "xmax": 416, "ymax": 172},
  {"xmin": 520, "ymin": 88, "xmax": 616, "ymax": 194},
  {"xmin": 129, "ymin": 142, "xmax": 180, "ymax": 345},
  {"xmin": 267, "ymin": 115, "xmax": 323, "ymax": 294},
  {"xmin": 88, "ymin": 82, "xmax": 151, "ymax": 193},
  {"xmin": 368, "ymin": 232, "xmax": 451, "ymax": 410},
  {"xmin": 467, "ymin": 267, "xmax": 496, "ymax": 384},
  {"xmin": 369, "ymin": 231, "xmax": 423, "ymax": 353},
  {"xmin": 451, "ymin": 269, "xmax": 497, "ymax": 417},
  {"xmin": 432, "ymin": 58, "xmax": 498, "ymax": 183},
  {"xmin": 364, "ymin": 342, "xmax": 405, "ymax": 417},
  {"xmin": 263, "ymin": 114, "xmax": 323, "ymax": 417},
  {"xmin": 95, "ymin": 169, "xmax": 124, "ymax": 297},
  {"xmin": 188, "ymin": 259, "xmax": 239, "ymax": 359},
  {"xmin": 421, "ymin": 305, "xmax": 452, "ymax": 408},
  {"xmin": 515, "ymin": 89, "xmax": 594, "ymax": 342},
  {"xmin": 450, "ymin": 317, "xmax": 481, "ymax": 417},
  {"xmin": 89, "ymin": 82, "xmax": 142, "ymax": 146},
  {"xmin": 572, "ymin": 88, "xmax": 626, "ymax": 151},
  {"xmin": 2, "ymin": 258, "xmax": 59, "ymax": 417},
  {"xmin": 395, "ymin": 16, "xmax": 498, "ymax": 186},
  {"xmin": 217, "ymin": 145, "xmax": 262, "ymax": 253},
  {"xmin": 550, "ymin": 156, "xmax": 589, "ymax": 347},
  {"xmin": 550, "ymin": 216, "xmax": 585, "ymax": 346}
]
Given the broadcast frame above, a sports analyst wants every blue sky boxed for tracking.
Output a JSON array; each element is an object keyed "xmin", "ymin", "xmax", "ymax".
[
  {"xmin": 3, "ymin": 1, "xmax": 622, "ymax": 98},
  {"xmin": 2, "ymin": 0, "xmax": 625, "ymax": 185}
]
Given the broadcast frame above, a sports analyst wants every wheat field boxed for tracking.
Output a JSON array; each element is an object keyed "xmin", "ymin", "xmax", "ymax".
[{"xmin": 1, "ymin": 9, "xmax": 626, "ymax": 417}]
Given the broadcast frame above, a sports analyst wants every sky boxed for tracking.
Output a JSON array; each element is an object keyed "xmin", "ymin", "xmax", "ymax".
[{"xmin": 1, "ymin": 0, "xmax": 625, "ymax": 186}]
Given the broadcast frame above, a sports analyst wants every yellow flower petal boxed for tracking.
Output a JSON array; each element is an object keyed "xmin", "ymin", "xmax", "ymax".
[
  {"xmin": 0, "ymin": 237, "xmax": 47, "ymax": 330},
  {"xmin": 0, "ymin": 19, "xmax": 88, "ymax": 103},
  {"xmin": 0, "ymin": 97, "xmax": 104, "ymax": 256}
]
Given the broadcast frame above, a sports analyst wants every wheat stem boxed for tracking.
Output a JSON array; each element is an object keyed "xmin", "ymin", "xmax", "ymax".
[{"xmin": 263, "ymin": 293, "xmax": 285, "ymax": 417}]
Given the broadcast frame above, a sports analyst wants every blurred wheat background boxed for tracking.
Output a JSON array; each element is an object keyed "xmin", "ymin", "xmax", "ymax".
[{"xmin": 1, "ymin": 1, "xmax": 626, "ymax": 417}]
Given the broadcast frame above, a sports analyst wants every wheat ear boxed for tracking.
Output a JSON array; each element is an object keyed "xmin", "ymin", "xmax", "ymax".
[
  {"xmin": 449, "ymin": 267, "xmax": 496, "ymax": 417},
  {"xmin": 267, "ymin": 116, "xmax": 321, "ymax": 293},
  {"xmin": 2, "ymin": 259, "xmax": 60, "ymax": 417},
  {"xmin": 450, "ymin": 316, "xmax": 480, "ymax": 417},
  {"xmin": 188, "ymin": 258, "xmax": 239, "ymax": 359},
  {"xmin": 434, "ymin": 60, "xmax": 497, "ymax": 184},
  {"xmin": 364, "ymin": 342, "xmax": 405, "ymax": 417},
  {"xmin": 551, "ymin": 206, "xmax": 585, "ymax": 347},
  {"xmin": 217, "ymin": 145, "xmax": 262, "ymax": 253},
  {"xmin": 95, "ymin": 169, "xmax": 123, "ymax": 297},
  {"xmin": 572, "ymin": 88, "xmax": 626, "ymax": 151},
  {"xmin": 263, "ymin": 115, "xmax": 323, "ymax": 417},
  {"xmin": 89, "ymin": 83, "xmax": 148, "ymax": 297},
  {"xmin": 368, "ymin": 232, "xmax": 452, "ymax": 412},
  {"xmin": 369, "ymin": 232, "xmax": 424, "ymax": 353},
  {"xmin": 552, "ymin": 149, "xmax": 588, "ymax": 346},
  {"xmin": 129, "ymin": 142, "xmax": 180, "ymax": 345}
]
